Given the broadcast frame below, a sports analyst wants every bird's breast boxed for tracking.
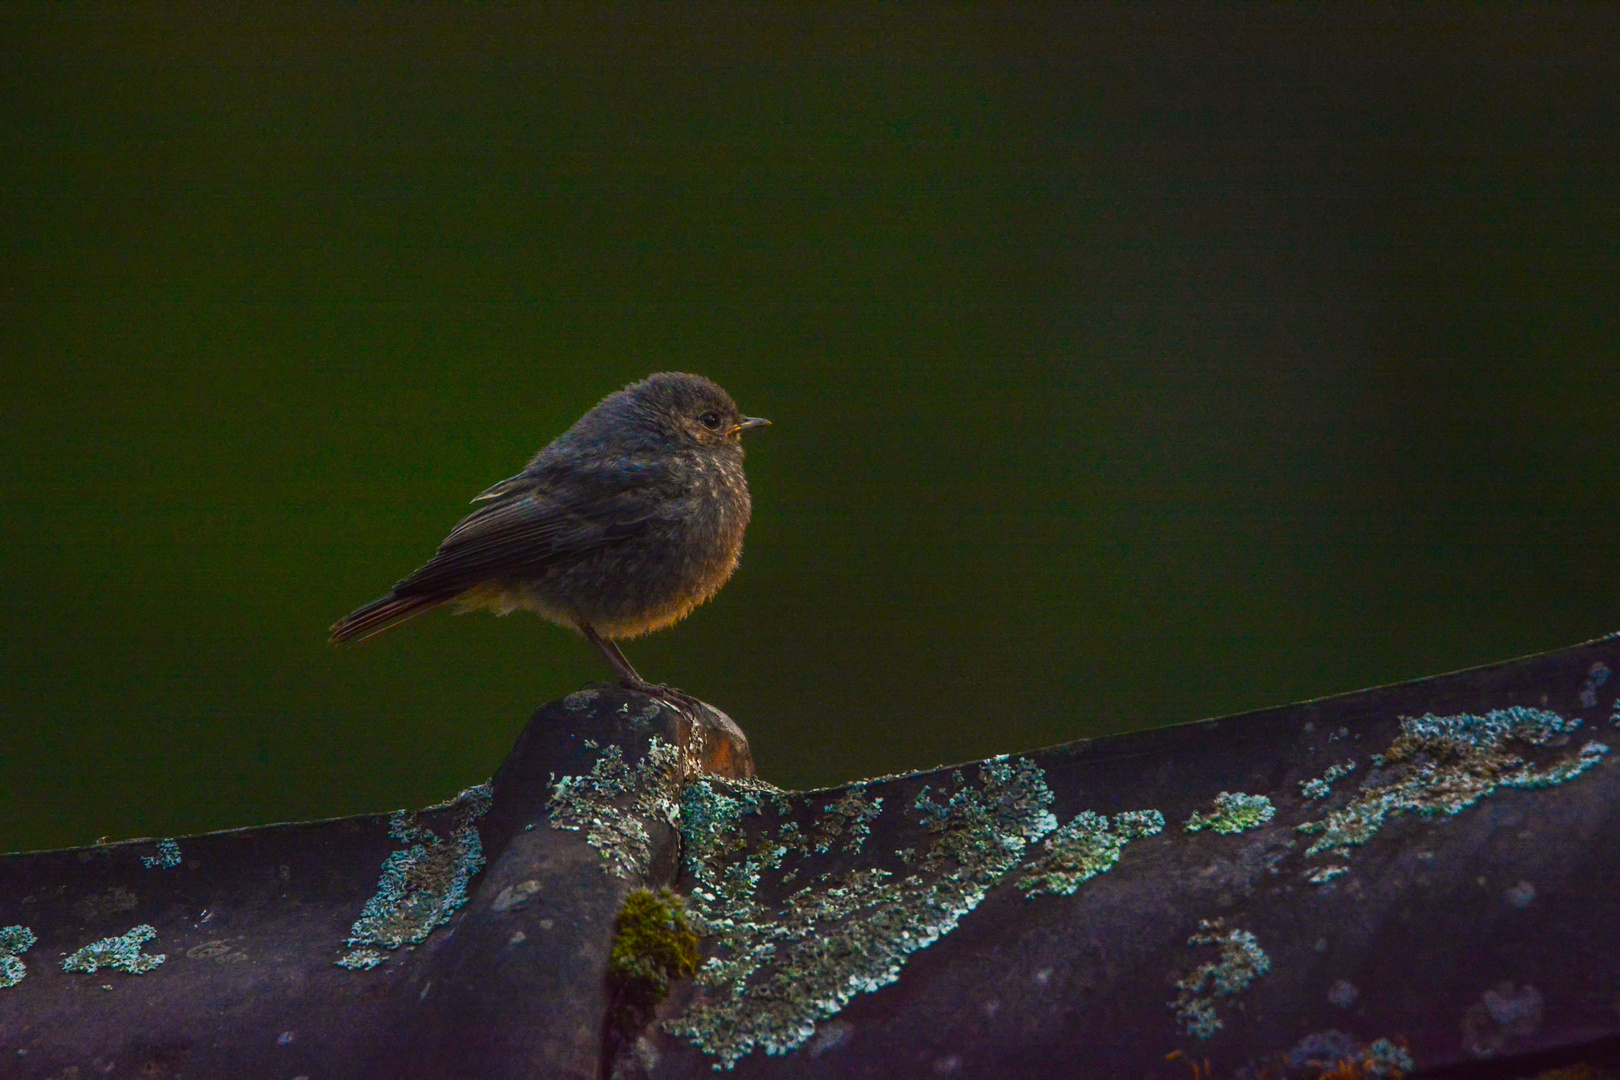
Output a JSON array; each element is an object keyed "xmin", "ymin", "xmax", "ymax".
[{"xmin": 514, "ymin": 450, "xmax": 751, "ymax": 639}]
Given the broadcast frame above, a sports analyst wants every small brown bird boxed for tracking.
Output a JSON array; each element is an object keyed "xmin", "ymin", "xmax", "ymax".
[{"xmin": 331, "ymin": 372, "xmax": 768, "ymax": 698}]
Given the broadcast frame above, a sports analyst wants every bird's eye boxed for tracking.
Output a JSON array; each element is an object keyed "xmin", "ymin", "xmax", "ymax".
[{"xmin": 698, "ymin": 411, "xmax": 723, "ymax": 430}]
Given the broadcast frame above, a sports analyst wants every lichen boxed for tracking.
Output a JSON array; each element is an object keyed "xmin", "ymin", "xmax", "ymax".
[
  {"xmin": 1184, "ymin": 792, "xmax": 1275, "ymax": 835},
  {"xmin": 547, "ymin": 734, "xmax": 715, "ymax": 881},
  {"xmin": 666, "ymin": 756, "xmax": 1057, "ymax": 1069},
  {"xmin": 1580, "ymin": 660, "xmax": 1610, "ymax": 709},
  {"xmin": 1403, "ymin": 705, "xmax": 1576, "ymax": 750},
  {"xmin": 1306, "ymin": 865, "xmax": 1348, "ymax": 885},
  {"xmin": 0, "ymin": 925, "xmax": 37, "ymax": 988},
  {"xmin": 334, "ymin": 947, "xmax": 386, "ymax": 970},
  {"xmin": 140, "ymin": 838, "xmax": 182, "ymax": 869},
  {"xmin": 1301, "ymin": 761, "xmax": 1356, "ymax": 800},
  {"xmin": 1363, "ymin": 1037, "xmax": 1415, "ymax": 1076},
  {"xmin": 336, "ymin": 781, "xmax": 491, "ymax": 969},
  {"xmin": 1297, "ymin": 707, "xmax": 1608, "ymax": 858},
  {"xmin": 1503, "ymin": 880, "xmax": 1536, "ymax": 908},
  {"xmin": 1327, "ymin": 979, "xmax": 1359, "ymax": 1008},
  {"xmin": 1169, "ymin": 919, "xmax": 1270, "ymax": 1039},
  {"xmin": 810, "ymin": 786, "xmax": 883, "ymax": 855},
  {"xmin": 1463, "ymin": 981, "xmax": 1544, "ymax": 1056},
  {"xmin": 1019, "ymin": 808, "xmax": 1164, "ymax": 897},
  {"xmin": 62, "ymin": 924, "xmax": 165, "ymax": 975},
  {"xmin": 1286, "ymin": 1031, "xmax": 1413, "ymax": 1077}
]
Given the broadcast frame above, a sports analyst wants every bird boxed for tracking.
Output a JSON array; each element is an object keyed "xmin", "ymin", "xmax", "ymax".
[{"xmin": 330, "ymin": 372, "xmax": 768, "ymax": 701}]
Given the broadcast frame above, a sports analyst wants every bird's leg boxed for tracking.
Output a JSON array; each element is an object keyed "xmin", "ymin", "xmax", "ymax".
[
  {"xmin": 581, "ymin": 622, "xmax": 644, "ymax": 683},
  {"xmin": 579, "ymin": 623, "xmax": 704, "ymax": 710}
]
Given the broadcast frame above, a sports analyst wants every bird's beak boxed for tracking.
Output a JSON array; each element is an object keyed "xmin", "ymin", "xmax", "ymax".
[{"xmin": 728, "ymin": 416, "xmax": 771, "ymax": 437}]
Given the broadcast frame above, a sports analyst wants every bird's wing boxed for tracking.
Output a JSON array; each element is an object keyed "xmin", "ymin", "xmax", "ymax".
[
  {"xmin": 389, "ymin": 482, "xmax": 652, "ymax": 598},
  {"xmin": 470, "ymin": 472, "xmax": 529, "ymax": 503}
]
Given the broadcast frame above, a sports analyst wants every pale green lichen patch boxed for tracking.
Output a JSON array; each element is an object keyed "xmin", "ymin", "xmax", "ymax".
[
  {"xmin": 1300, "ymin": 761, "xmax": 1355, "ymax": 800},
  {"xmin": 335, "ymin": 947, "xmax": 386, "ymax": 970},
  {"xmin": 547, "ymin": 734, "xmax": 714, "ymax": 880},
  {"xmin": 667, "ymin": 756, "xmax": 1057, "ymax": 1069},
  {"xmin": 336, "ymin": 782, "xmax": 492, "ymax": 969},
  {"xmin": 62, "ymin": 924, "xmax": 164, "ymax": 975},
  {"xmin": 1019, "ymin": 809, "xmax": 1164, "ymax": 897},
  {"xmin": 1305, "ymin": 865, "xmax": 1348, "ymax": 885},
  {"xmin": 1298, "ymin": 707, "xmax": 1608, "ymax": 859},
  {"xmin": 1405, "ymin": 705, "xmax": 1576, "ymax": 750},
  {"xmin": 1169, "ymin": 919, "xmax": 1270, "ymax": 1040},
  {"xmin": 1184, "ymin": 792, "xmax": 1275, "ymax": 835},
  {"xmin": 1579, "ymin": 660, "xmax": 1609, "ymax": 709},
  {"xmin": 1364, "ymin": 1037, "xmax": 1415, "ymax": 1076},
  {"xmin": 140, "ymin": 838, "xmax": 182, "ymax": 869},
  {"xmin": 1286, "ymin": 1031, "xmax": 1413, "ymax": 1077},
  {"xmin": 0, "ymin": 925, "xmax": 37, "ymax": 988},
  {"xmin": 809, "ymin": 786, "xmax": 883, "ymax": 855}
]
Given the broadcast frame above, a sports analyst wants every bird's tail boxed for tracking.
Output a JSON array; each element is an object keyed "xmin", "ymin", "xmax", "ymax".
[{"xmin": 329, "ymin": 592, "xmax": 448, "ymax": 644}]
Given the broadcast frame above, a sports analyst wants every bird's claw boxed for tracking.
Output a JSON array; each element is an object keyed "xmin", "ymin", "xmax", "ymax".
[{"xmin": 620, "ymin": 679, "xmax": 706, "ymax": 713}]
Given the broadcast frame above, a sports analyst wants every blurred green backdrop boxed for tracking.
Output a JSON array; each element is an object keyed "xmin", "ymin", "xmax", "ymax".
[{"xmin": 3, "ymin": 7, "xmax": 1618, "ymax": 852}]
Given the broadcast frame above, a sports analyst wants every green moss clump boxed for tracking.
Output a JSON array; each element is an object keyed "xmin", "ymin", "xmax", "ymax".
[{"xmin": 607, "ymin": 889, "xmax": 700, "ymax": 1037}]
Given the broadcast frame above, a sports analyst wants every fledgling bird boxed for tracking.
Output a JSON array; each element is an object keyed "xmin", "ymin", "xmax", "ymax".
[{"xmin": 330, "ymin": 372, "xmax": 769, "ymax": 700}]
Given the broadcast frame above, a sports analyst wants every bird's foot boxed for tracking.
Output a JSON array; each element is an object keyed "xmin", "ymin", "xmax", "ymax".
[{"xmin": 620, "ymin": 679, "xmax": 706, "ymax": 712}]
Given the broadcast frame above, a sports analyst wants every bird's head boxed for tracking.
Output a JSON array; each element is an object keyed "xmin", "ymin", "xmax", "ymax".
[{"xmin": 625, "ymin": 372, "xmax": 770, "ymax": 449}]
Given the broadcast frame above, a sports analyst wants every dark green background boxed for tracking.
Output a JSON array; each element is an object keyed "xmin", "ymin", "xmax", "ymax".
[{"xmin": 4, "ymin": 7, "xmax": 1618, "ymax": 852}]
